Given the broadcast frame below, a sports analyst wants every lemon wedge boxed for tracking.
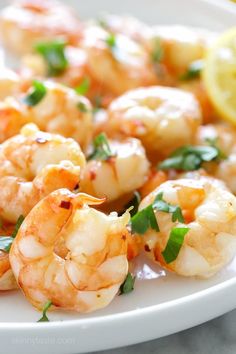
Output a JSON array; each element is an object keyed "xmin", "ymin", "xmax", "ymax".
[{"xmin": 203, "ymin": 27, "xmax": 236, "ymax": 124}]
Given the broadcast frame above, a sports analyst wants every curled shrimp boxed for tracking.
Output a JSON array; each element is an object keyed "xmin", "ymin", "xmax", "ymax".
[
  {"xmin": 81, "ymin": 25, "xmax": 158, "ymax": 97},
  {"xmin": 196, "ymin": 124, "xmax": 236, "ymax": 193},
  {"xmin": 80, "ymin": 138, "xmax": 150, "ymax": 202},
  {"xmin": 0, "ymin": 0, "xmax": 82, "ymax": 55},
  {"xmin": 10, "ymin": 189, "xmax": 130, "ymax": 312},
  {"xmin": 0, "ymin": 223, "xmax": 18, "ymax": 290},
  {"xmin": 140, "ymin": 177, "xmax": 236, "ymax": 278},
  {"xmin": 0, "ymin": 123, "xmax": 85, "ymax": 223},
  {"xmin": 105, "ymin": 86, "xmax": 202, "ymax": 158},
  {"xmin": 146, "ymin": 26, "xmax": 218, "ymax": 122},
  {"xmin": 0, "ymin": 81, "xmax": 92, "ymax": 148},
  {"xmin": 147, "ymin": 25, "xmax": 217, "ymax": 79}
]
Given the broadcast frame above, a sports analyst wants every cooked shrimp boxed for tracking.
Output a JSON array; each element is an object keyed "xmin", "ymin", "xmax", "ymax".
[
  {"xmin": 96, "ymin": 14, "xmax": 151, "ymax": 44},
  {"xmin": 10, "ymin": 189, "xmax": 130, "ymax": 312},
  {"xmin": 140, "ymin": 177, "xmax": 236, "ymax": 278},
  {"xmin": 145, "ymin": 26, "xmax": 218, "ymax": 122},
  {"xmin": 0, "ymin": 0, "xmax": 82, "ymax": 55},
  {"xmin": 80, "ymin": 138, "xmax": 150, "ymax": 202},
  {"xmin": 21, "ymin": 46, "xmax": 113, "ymax": 106},
  {"xmin": 0, "ymin": 123, "xmax": 85, "ymax": 223},
  {"xmin": 106, "ymin": 86, "xmax": 202, "ymax": 158},
  {"xmin": 146, "ymin": 25, "xmax": 217, "ymax": 79},
  {"xmin": 0, "ymin": 81, "xmax": 92, "ymax": 148},
  {"xmin": 196, "ymin": 124, "xmax": 236, "ymax": 193},
  {"xmin": 81, "ymin": 25, "xmax": 158, "ymax": 97},
  {"xmin": 0, "ymin": 223, "xmax": 18, "ymax": 290}
]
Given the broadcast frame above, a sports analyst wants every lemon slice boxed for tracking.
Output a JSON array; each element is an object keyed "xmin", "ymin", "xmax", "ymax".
[{"xmin": 203, "ymin": 27, "xmax": 236, "ymax": 124}]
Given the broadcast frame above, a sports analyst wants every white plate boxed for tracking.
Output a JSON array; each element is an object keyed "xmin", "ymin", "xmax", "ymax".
[{"xmin": 1, "ymin": 0, "xmax": 236, "ymax": 353}]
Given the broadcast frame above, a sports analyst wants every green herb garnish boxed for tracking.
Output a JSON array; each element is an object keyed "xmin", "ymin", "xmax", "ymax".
[
  {"xmin": 152, "ymin": 193, "xmax": 184, "ymax": 223},
  {"xmin": 119, "ymin": 272, "xmax": 135, "ymax": 294},
  {"xmin": 158, "ymin": 144, "xmax": 225, "ymax": 171},
  {"xmin": 180, "ymin": 59, "xmax": 204, "ymax": 81},
  {"xmin": 24, "ymin": 80, "xmax": 47, "ymax": 107},
  {"xmin": 151, "ymin": 37, "xmax": 164, "ymax": 63},
  {"xmin": 37, "ymin": 301, "xmax": 52, "ymax": 322},
  {"xmin": 93, "ymin": 95, "xmax": 102, "ymax": 113},
  {"xmin": 105, "ymin": 33, "xmax": 116, "ymax": 49},
  {"xmin": 0, "ymin": 215, "xmax": 24, "ymax": 253},
  {"xmin": 35, "ymin": 39, "xmax": 68, "ymax": 76},
  {"xmin": 75, "ymin": 78, "xmax": 90, "ymax": 96},
  {"xmin": 131, "ymin": 193, "xmax": 184, "ymax": 234},
  {"xmin": 162, "ymin": 227, "xmax": 190, "ymax": 263},
  {"xmin": 131, "ymin": 204, "xmax": 159, "ymax": 234},
  {"xmin": 88, "ymin": 133, "xmax": 114, "ymax": 161},
  {"xmin": 77, "ymin": 102, "xmax": 88, "ymax": 113}
]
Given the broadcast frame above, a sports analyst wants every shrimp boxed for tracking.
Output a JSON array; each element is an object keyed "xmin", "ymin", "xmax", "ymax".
[
  {"xmin": 105, "ymin": 86, "xmax": 202, "ymax": 158},
  {"xmin": 196, "ymin": 124, "xmax": 236, "ymax": 193},
  {"xmin": 80, "ymin": 138, "xmax": 150, "ymax": 202},
  {"xmin": 145, "ymin": 26, "xmax": 218, "ymax": 122},
  {"xmin": 81, "ymin": 25, "xmax": 158, "ymax": 97},
  {"xmin": 140, "ymin": 177, "xmax": 236, "ymax": 278},
  {"xmin": 95, "ymin": 14, "xmax": 152, "ymax": 44},
  {"xmin": 0, "ymin": 0, "xmax": 82, "ymax": 55},
  {"xmin": 0, "ymin": 223, "xmax": 18, "ymax": 290},
  {"xmin": 0, "ymin": 123, "xmax": 85, "ymax": 223},
  {"xmin": 0, "ymin": 81, "xmax": 92, "ymax": 148},
  {"xmin": 146, "ymin": 25, "xmax": 217, "ymax": 79},
  {"xmin": 9, "ymin": 189, "xmax": 130, "ymax": 312}
]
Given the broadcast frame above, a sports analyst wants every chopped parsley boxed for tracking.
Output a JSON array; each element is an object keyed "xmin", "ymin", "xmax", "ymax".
[
  {"xmin": 77, "ymin": 102, "xmax": 88, "ymax": 113},
  {"xmin": 0, "ymin": 215, "xmax": 24, "ymax": 253},
  {"xmin": 37, "ymin": 301, "xmax": 52, "ymax": 322},
  {"xmin": 158, "ymin": 144, "xmax": 225, "ymax": 172},
  {"xmin": 119, "ymin": 272, "xmax": 135, "ymax": 294},
  {"xmin": 105, "ymin": 33, "xmax": 116, "ymax": 49},
  {"xmin": 180, "ymin": 59, "xmax": 204, "ymax": 81},
  {"xmin": 35, "ymin": 39, "xmax": 68, "ymax": 76},
  {"xmin": 93, "ymin": 95, "xmax": 102, "ymax": 113},
  {"xmin": 151, "ymin": 37, "xmax": 164, "ymax": 63},
  {"xmin": 88, "ymin": 133, "xmax": 114, "ymax": 161},
  {"xmin": 131, "ymin": 193, "xmax": 184, "ymax": 234},
  {"xmin": 162, "ymin": 227, "xmax": 190, "ymax": 263},
  {"xmin": 24, "ymin": 80, "xmax": 47, "ymax": 107},
  {"xmin": 75, "ymin": 78, "xmax": 90, "ymax": 96}
]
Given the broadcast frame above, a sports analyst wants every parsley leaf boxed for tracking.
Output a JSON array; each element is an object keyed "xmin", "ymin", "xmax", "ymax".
[
  {"xmin": 151, "ymin": 37, "xmax": 164, "ymax": 63},
  {"xmin": 162, "ymin": 227, "xmax": 190, "ymax": 263},
  {"xmin": 35, "ymin": 39, "xmax": 68, "ymax": 76},
  {"xmin": 119, "ymin": 272, "xmax": 135, "ymax": 294},
  {"xmin": 180, "ymin": 59, "xmax": 204, "ymax": 81},
  {"xmin": 37, "ymin": 301, "xmax": 52, "ymax": 322},
  {"xmin": 105, "ymin": 33, "xmax": 116, "ymax": 49},
  {"xmin": 131, "ymin": 204, "xmax": 159, "ymax": 234},
  {"xmin": 0, "ymin": 215, "xmax": 24, "ymax": 253},
  {"xmin": 75, "ymin": 77, "xmax": 90, "ymax": 96},
  {"xmin": 131, "ymin": 193, "xmax": 184, "ymax": 235},
  {"xmin": 158, "ymin": 144, "xmax": 225, "ymax": 171},
  {"xmin": 153, "ymin": 193, "xmax": 184, "ymax": 223},
  {"xmin": 77, "ymin": 102, "xmax": 88, "ymax": 113},
  {"xmin": 24, "ymin": 80, "xmax": 47, "ymax": 107},
  {"xmin": 88, "ymin": 133, "xmax": 114, "ymax": 161}
]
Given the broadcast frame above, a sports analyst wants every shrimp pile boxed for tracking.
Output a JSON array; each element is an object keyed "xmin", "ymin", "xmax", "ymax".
[{"xmin": 0, "ymin": 0, "xmax": 235, "ymax": 317}]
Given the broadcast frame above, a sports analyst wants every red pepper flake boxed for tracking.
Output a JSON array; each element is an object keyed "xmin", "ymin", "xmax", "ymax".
[
  {"xmin": 121, "ymin": 234, "xmax": 127, "ymax": 241},
  {"xmin": 89, "ymin": 170, "xmax": 97, "ymax": 180},
  {"xmin": 60, "ymin": 200, "xmax": 71, "ymax": 209},
  {"xmin": 144, "ymin": 244, "xmax": 151, "ymax": 252},
  {"xmin": 36, "ymin": 137, "xmax": 48, "ymax": 144}
]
